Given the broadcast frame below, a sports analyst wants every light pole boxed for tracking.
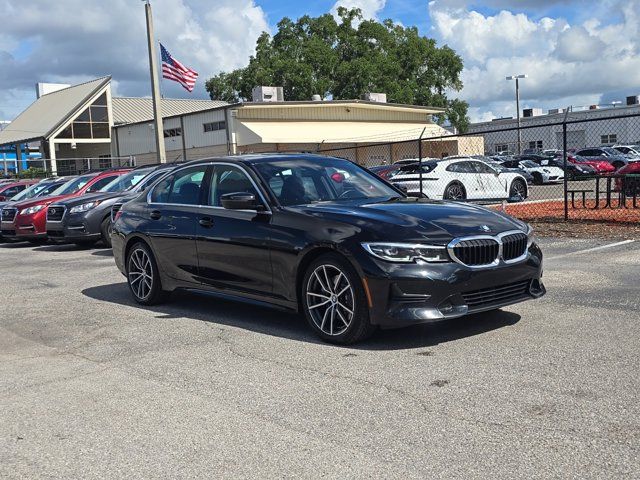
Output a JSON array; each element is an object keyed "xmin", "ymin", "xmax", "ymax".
[{"xmin": 506, "ymin": 74, "xmax": 527, "ymax": 154}]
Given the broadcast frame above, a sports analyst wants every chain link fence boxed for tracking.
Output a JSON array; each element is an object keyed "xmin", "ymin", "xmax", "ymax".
[{"xmin": 291, "ymin": 111, "xmax": 640, "ymax": 224}]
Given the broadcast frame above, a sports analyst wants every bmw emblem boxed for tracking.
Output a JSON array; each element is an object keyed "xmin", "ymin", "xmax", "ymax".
[{"xmin": 480, "ymin": 225, "xmax": 491, "ymax": 232}]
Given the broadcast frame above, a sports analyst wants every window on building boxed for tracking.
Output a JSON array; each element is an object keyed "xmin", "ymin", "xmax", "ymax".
[
  {"xmin": 528, "ymin": 140, "xmax": 543, "ymax": 150},
  {"xmin": 163, "ymin": 127, "xmax": 182, "ymax": 138},
  {"xmin": 57, "ymin": 92, "xmax": 110, "ymax": 141},
  {"xmin": 495, "ymin": 144, "xmax": 510, "ymax": 153},
  {"xmin": 601, "ymin": 134, "xmax": 617, "ymax": 145},
  {"xmin": 98, "ymin": 156, "xmax": 112, "ymax": 169},
  {"xmin": 203, "ymin": 121, "xmax": 226, "ymax": 133}
]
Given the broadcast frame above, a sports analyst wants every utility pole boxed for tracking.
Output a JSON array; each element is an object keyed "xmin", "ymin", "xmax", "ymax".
[
  {"xmin": 506, "ymin": 74, "xmax": 527, "ymax": 155},
  {"xmin": 144, "ymin": 0, "xmax": 166, "ymax": 163}
]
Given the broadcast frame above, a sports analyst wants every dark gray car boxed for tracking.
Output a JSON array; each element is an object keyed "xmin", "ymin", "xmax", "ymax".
[{"xmin": 46, "ymin": 164, "xmax": 180, "ymax": 247}]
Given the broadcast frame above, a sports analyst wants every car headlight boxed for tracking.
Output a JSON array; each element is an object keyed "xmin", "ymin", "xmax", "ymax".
[
  {"xmin": 20, "ymin": 205, "xmax": 45, "ymax": 215},
  {"xmin": 362, "ymin": 242, "xmax": 449, "ymax": 263},
  {"xmin": 69, "ymin": 201, "xmax": 101, "ymax": 214},
  {"xmin": 525, "ymin": 224, "xmax": 535, "ymax": 248}
]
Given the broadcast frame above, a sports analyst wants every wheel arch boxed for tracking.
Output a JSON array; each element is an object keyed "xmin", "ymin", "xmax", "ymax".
[
  {"xmin": 443, "ymin": 179, "xmax": 467, "ymax": 199},
  {"xmin": 294, "ymin": 246, "xmax": 359, "ymax": 310},
  {"xmin": 510, "ymin": 176, "xmax": 529, "ymax": 198}
]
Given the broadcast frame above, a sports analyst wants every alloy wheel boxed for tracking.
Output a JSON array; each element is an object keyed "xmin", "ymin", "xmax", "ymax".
[
  {"xmin": 511, "ymin": 180, "xmax": 526, "ymax": 199},
  {"xmin": 128, "ymin": 247, "xmax": 153, "ymax": 300},
  {"xmin": 306, "ymin": 264, "xmax": 355, "ymax": 336},
  {"xmin": 445, "ymin": 184, "xmax": 465, "ymax": 200}
]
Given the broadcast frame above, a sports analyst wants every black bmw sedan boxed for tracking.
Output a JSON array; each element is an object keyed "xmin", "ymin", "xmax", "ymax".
[{"xmin": 111, "ymin": 154, "xmax": 545, "ymax": 344}]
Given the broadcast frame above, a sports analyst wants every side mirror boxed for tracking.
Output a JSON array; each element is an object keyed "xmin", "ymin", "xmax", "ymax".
[
  {"xmin": 392, "ymin": 183, "xmax": 408, "ymax": 194},
  {"xmin": 220, "ymin": 192, "xmax": 259, "ymax": 210}
]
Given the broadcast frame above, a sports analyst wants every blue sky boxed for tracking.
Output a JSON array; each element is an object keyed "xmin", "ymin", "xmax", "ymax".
[{"xmin": 1, "ymin": 0, "xmax": 639, "ymax": 123}]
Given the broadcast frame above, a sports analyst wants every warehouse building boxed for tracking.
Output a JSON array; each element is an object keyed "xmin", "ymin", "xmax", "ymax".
[
  {"xmin": 468, "ymin": 98, "xmax": 640, "ymax": 154},
  {"xmin": 112, "ymin": 96, "xmax": 481, "ymax": 166}
]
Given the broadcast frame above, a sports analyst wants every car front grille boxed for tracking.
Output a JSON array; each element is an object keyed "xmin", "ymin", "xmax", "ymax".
[
  {"xmin": 111, "ymin": 203, "xmax": 122, "ymax": 221},
  {"xmin": 2, "ymin": 208, "xmax": 17, "ymax": 222},
  {"xmin": 501, "ymin": 232, "xmax": 528, "ymax": 261},
  {"xmin": 462, "ymin": 280, "xmax": 531, "ymax": 309},
  {"xmin": 47, "ymin": 205, "xmax": 65, "ymax": 222},
  {"xmin": 451, "ymin": 239, "xmax": 500, "ymax": 266}
]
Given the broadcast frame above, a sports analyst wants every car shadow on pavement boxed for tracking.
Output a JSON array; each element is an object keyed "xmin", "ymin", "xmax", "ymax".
[
  {"xmin": 82, "ymin": 282, "xmax": 521, "ymax": 351},
  {"xmin": 0, "ymin": 241, "xmax": 32, "ymax": 248},
  {"xmin": 33, "ymin": 243, "xmax": 96, "ymax": 252},
  {"xmin": 91, "ymin": 249, "xmax": 113, "ymax": 257}
]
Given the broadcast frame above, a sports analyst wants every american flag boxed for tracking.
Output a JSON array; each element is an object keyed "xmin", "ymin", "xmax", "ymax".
[{"xmin": 160, "ymin": 43, "xmax": 198, "ymax": 92}]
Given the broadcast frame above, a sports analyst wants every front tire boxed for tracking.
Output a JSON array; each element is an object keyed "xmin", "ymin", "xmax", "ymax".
[
  {"xmin": 301, "ymin": 253, "xmax": 375, "ymax": 345},
  {"xmin": 126, "ymin": 242, "xmax": 169, "ymax": 305},
  {"xmin": 100, "ymin": 216, "xmax": 112, "ymax": 248}
]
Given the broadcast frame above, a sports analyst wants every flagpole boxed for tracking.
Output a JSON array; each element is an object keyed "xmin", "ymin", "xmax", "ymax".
[{"xmin": 144, "ymin": 0, "xmax": 166, "ymax": 163}]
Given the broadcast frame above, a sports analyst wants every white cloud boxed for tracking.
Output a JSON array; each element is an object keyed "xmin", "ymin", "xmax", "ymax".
[
  {"xmin": 331, "ymin": 0, "xmax": 387, "ymax": 20},
  {"xmin": 0, "ymin": 0, "xmax": 269, "ymax": 119},
  {"xmin": 429, "ymin": 0, "xmax": 640, "ymax": 122}
]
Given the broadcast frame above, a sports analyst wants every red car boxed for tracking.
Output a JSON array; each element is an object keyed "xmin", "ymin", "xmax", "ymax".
[
  {"xmin": 0, "ymin": 180, "xmax": 39, "ymax": 201},
  {"xmin": 567, "ymin": 155, "xmax": 615, "ymax": 174},
  {"xmin": 1, "ymin": 169, "xmax": 131, "ymax": 243},
  {"xmin": 615, "ymin": 162, "xmax": 640, "ymax": 195}
]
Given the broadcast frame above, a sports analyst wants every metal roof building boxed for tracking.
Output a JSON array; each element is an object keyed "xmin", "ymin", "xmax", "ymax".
[{"xmin": 0, "ymin": 76, "xmax": 228, "ymax": 174}]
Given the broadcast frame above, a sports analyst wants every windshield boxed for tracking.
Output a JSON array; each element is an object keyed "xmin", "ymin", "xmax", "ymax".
[
  {"xmin": 10, "ymin": 183, "xmax": 48, "ymax": 201},
  {"xmin": 131, "ymin": 168, "xmax": 173, "ymax": 192},
  {"xmin": 252, "ymin": 157, "xmax": 402, "ymax": 206},
  {"xmin": 50, "ymin": 175, "xmax": 93, "ymax": 196},
  {"xmin": 100, "ymin": 167, "xmax": 155, "ymax": 192},
  {"xmin": 602, "ymin": 147, "xmax": 620, "ymax": 156}
]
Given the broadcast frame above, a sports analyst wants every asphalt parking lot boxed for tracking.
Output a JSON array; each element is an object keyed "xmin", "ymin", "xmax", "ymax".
[{"xmin": 1, "ymin": 237, "xmax": 639, "ymax": 479}]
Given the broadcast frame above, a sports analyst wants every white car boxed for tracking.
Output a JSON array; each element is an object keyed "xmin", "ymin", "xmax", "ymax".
[
  {"xmin": 389, "ymin": 157, "xmax": 528, "ymax": 201},
  {"xmin": 501, "ymin": 159, "xmax": 564, "ymax": 184}
]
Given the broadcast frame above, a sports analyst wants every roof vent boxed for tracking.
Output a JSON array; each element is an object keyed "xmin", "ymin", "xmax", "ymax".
[
  {"xmin": 523, "ymin": 108, "xmax": 542, "ymax": 117},
  {"xmin": 252, "ymin": 86, "xmax": 284, "ymax": 103},
  {"xmin": 626, "ymin": 95, "xmax": 639, "ymax": 106},
  {"xmin": 548, "ymin": 108, "xmax": 564, "ymax": 115},
  {"xmin": 362, "ymin": 92, "xmax": 387, "ymax": 103}
]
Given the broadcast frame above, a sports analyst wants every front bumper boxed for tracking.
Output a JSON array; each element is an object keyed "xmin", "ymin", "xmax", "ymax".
[
  {"xmin": 1, "ymin": 220, "xmax": 46, "ymax": 241},
  {"xmin": 47, "ymin": 218, "xmax": 101, "ymax": 243},
  {"xmin": 361, "ymin": 244, "xmax": 545, "ymax": 327}
]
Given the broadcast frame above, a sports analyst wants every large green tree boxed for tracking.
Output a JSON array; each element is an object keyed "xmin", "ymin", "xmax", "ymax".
[{"xmin": 206, "ymin": 7, "xmax": 469, "ymax": 132}]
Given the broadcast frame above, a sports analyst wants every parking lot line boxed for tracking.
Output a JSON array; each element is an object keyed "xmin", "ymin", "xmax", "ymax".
[{"xmin": 547, "ymin": 239, "xmax": 635, "ymax": 260}]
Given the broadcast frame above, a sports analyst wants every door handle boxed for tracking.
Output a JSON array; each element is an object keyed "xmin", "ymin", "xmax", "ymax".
[
  {"xmin": 199, "ymin": 217, "xmax": 214, "ymax": 228},
  {"xmin": 149, "ymin": 210, "xmax": 162, "ymax": 220}
]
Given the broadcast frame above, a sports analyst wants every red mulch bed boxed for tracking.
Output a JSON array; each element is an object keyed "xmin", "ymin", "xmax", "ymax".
[{"xmin": 490, "ymin": 200, "xmax": 640, "ymax": 239}]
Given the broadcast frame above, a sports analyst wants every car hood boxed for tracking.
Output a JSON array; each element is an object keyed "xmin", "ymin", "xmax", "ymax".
[
  {"xmin": 293, "ymin": 198, "xmax": 525, "ymax": 243},
  {"xmin": 54, "ymin": 191, "xmax": 124, "ymax": 208},
  {"xmin": 10, "ymin": 194, "xmax": 73, "ymax": 210}
]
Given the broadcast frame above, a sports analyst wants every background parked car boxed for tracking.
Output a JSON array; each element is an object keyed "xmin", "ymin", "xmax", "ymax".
[
  {"xmin": 369, "ymin": 164, "xmax": 406, "ymax": 180},
  {"xmin": 486, "ymin": 156, "xmax": 535, "ymax": 184},
  {"xmin": 612, "ymin": 145, "xmax": 640, "ymax": 156},
  {"xmin": 1, "ymin": 168, "xmax": 131, "ymax": 244},
  {"xmin": 0, "ymin": 180, "xmax": 38, "ymax": 201},
  {"xmin": 574, "ymin": 147, "xmax": 638, "ymax": 169},
  {"xmin": 390, "ymin": 157, "xmax": 528, "ymax": 201},
  {"xmin": 499, "ymin": 158, "xmax": 564, "ymax": 184},
  {"xmin": 615, "ymin": 162, "xmax": 640, "ymax": 196},
  {"xmin": 47, "ymin": 163, "xmax": 180, "ymax": 247},
  {"xmin": 525, "ymin": 155, "xmax": 595, "ymax": 180},
  {"xmin": 565, "ymin": 154, "xmax": 616, "ymax": 174}
]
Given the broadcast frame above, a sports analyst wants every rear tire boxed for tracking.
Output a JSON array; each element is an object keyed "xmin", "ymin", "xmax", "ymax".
[
  {"xmin": 301, "ymin": 253, "xmax": 376, "ymax": 345},
  {"xmin": 100, "ymin": 216, "xmax": 112, "ymax": 248},
  {"xmin": 126, "ymin": 241, "xmax": 169, "ymax": 306},
  {"xmin": 443, "ymin": 182, "xmax": 466, "ymax": 200}
]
